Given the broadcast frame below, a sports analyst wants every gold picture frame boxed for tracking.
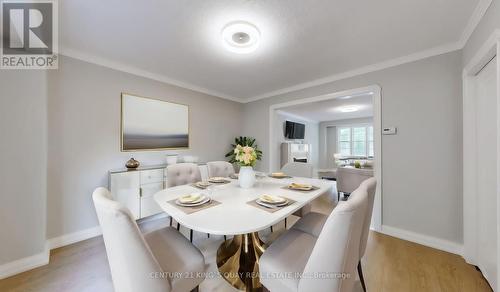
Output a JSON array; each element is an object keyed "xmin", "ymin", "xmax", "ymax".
[{"xmin": 120, "ymin": 93, "xmax": 190, "ymax": 152}]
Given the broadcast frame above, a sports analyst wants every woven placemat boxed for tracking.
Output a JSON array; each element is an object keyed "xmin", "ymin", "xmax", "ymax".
[
  {"xmin": 246, "ymin": 197, "xmax": 296, "ymax": 213},
  {"xmin": 168, "ymin": 199, "xmax": 221, "ymax": 214},
  {"xmin": 281, "ymin": 185, "xmax": 320, "ymax": 192}
]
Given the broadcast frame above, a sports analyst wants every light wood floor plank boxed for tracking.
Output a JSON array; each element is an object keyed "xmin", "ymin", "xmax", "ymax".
[{"xmin": 0, "ymin": 195, "xmax": 492, "ymax": 292}]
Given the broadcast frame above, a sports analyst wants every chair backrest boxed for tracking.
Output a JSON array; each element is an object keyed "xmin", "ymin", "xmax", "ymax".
[
  {"xmin": 299, "ymin": 186, "xmax": 368, "ymax": 292},
  {"xmin": 336, "ymin": 167, "xmax": 373, "ymax": 194},
  {"xmin": 92, "ymin": 187, "xmax": 170, "ymax": 292},
  {"xmin": 357, "ymin": 177, "xmax": 377, "ymax": 258},
  {"xmin": 166, "ymin": 163, "xmax": 202, "ymax": 187},
  {"xmin": 207, "ymin": 161, "xmax": 235, "ymax": 178},
  {"xmin": 281, "ymin": 162, "xmax": 314, "ymax": 178}
]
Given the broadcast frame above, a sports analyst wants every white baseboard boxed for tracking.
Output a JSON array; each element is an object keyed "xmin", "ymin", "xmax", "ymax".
[
  {"xmin": 0, "ymin": 214, "xmax": 172, "ymax": 279},
  {"xmin": 47, "ymin": 225, "xmax": 102, "ymax": 250},
  {"xmin": 0, "ymin": 246, "xmax": 49, "ymax": 280},
  {"xmin": 380, "ymin": 225, "xmax": 463, "ymax": 256}
]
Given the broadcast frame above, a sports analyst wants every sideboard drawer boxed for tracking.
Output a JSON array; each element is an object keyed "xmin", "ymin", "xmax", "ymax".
[
  {"xmin": 140, "ymin": 169, "xmax": 164, "ymax": 185},
  {"xmin": 140, "ymin": 182, "xmax": 164, "ymax": 218}
]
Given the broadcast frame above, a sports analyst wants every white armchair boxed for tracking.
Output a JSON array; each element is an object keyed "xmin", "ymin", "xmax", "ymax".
[
  {"xmin": 289, "ymin": 177, "xmax": 377, "ymax": 292},
  {"xmin": 281, "ymin": 162, "xmax": 314, "ymax": 178},
  {"xmin": 166, "ymin": 163, "xmax": 205, "ymax": 241},
  {"xmin": 280, "ymin": 162, "xmax": 314, "ymax": 229},
  {"xmin": 260, "ymin": 183, "xmax": 369, "ymax": 292},
  {"xmin": 207, "ymin": 161, "xmax": 235, "ymax": 178},
  {"xmin": 92, "ymin": 187, "xmax": 205, "ymax": 292},
  {"xmin": 336, "ymin": 166, "xmax": 373, "ymax": 201}
]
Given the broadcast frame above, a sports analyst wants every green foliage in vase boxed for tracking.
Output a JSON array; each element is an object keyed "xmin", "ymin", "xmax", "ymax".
[{"xmin": 225, "ymin": 136, "xmax": 263, "ymax": 164}]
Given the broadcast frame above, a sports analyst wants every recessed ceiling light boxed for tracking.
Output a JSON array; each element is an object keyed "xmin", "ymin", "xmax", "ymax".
[
  {"xmin": 339, "ymin": 106, "xmax": 359, "ymax": 113},
  {"xmin": 222, "ymin": 21, "xmax": 260, "ymax": 54}
]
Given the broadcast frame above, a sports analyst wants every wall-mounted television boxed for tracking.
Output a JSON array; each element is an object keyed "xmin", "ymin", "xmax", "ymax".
[
  {"xmin": 285, "ymin": 121, "xmax": 305, "ymax": 139},
  {"xmin": 121, "ymin": 93, "xmax": 189, "ymax": 151}
]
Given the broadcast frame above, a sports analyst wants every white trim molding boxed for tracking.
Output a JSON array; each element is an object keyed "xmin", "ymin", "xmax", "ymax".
[
  {"xmin": 462, "ymin": 30, "xmax": 500, "ymax": 289},
  {"xmin": 458, "ymin": 0, "xmax": 493, "ymax": 48},
  {"xmin": 59, "ymin": 0, "xmax": 491, "ymax": 104},
  {"xmin": 60, "ymin": 47, "xmax": 242, "ymax": 103},
  {"xmin": 47, "ymin": 225, "xmax": 102, "ymax": 250},
  {"xmin": 380, "ymin": 225, "xmax": 463, "ymax": 256},
  {"xmin": 269, "ymin": 85, "xmax": 383, "ymax": 232},
  {"xmin": 0, "ymin": 246, "xmax": 49, "ymax": 280}
]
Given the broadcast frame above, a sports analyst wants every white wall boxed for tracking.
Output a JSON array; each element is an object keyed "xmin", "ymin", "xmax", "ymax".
[
  {"xmin": 0, "ymin": 71, "xmax": 47, "ymax": 265},
  {"xmin": 242, "ymin": 51, "xmax": 463, "ymax": 244},
  {"xmin": 318, "ymin": 117, "xmax": 373, "ymax": 169},
  {"xmin": 46, "ymin": 56, "xmax": 243, "ymax": 239},
  {"xmin": 272, "ymin": 111, "xmax": 319, "ymax": 171}
]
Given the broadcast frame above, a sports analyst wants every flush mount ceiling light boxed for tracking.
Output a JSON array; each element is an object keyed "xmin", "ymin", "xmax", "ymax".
[
  {"xmin": 339, "ymin": 106, "xmax": 359, "ymax": 113},
  {"xmin": 222, "ymin": 21, "xmax": 260, "ymax": 54}
]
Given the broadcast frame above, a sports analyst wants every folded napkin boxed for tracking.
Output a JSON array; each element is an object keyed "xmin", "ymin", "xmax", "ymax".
[
  {"xmin": 178, "ymin": 193, "xmax": 202, "ymax": 203},
  {"xmin": 290, "ymin": 182, "xmax": 313, "ymax": 189},
  {"xmin": 260, "ymin": 194, "xmax": 286, "ymax": 204},
  {"xmin": 271, "ymin": 172, "xmax": 286, "ymax": 177}
]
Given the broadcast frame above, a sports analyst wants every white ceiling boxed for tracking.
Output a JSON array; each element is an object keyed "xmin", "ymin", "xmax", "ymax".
[
  {"xmin": 60, "ymin": 0, "xmax": 483, "ymax": 101},
  {"xmin": 278, "ymin": 94, "xmax": 373, "ymax": 122}
]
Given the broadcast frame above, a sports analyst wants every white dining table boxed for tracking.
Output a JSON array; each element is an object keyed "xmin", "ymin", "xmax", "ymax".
[{"xmin": 154, "ymin": 176, "xmax": 334, "ymax": 291}]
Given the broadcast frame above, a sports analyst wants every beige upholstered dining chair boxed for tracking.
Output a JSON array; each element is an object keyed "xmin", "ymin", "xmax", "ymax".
[
  {"xmin": 92, "ymin": 187, "xmax": 205, "ymax": 292},
  {"xmin": 281, "ymin": 162, "xmax": 314, "ymax": 229},
  {"xmin": 260, "ymin": 183, "xmax": 369, "ymax": 292},
  {"xmin": 281, "ymin": 162, "xmax": 314, "ymax": 178},
  {"xmin": 166, "ymin": 163, "xmax": 203, "ymax": 242},
  {"xmin": 290, "ymin": 177, "xmax": 377, "ymax": 292},
  {"xmin": 336, "ymin": 166, "xmax": 373, "ymax": 201},
  {"xmin": 166, "ymin": 163, "xmax": 202, "ymax": 188},
  {"xmin": 207, "ymin": 161, "xmax": 235, "ymax": 178}
]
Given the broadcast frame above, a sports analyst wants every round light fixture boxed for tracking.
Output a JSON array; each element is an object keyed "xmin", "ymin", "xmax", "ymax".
[
  {"xmin": 339, "ymin": 106, "xmax": 359, "ymax": 113},
  {"xmin": 222, "ymin": 21, "xmax": 260, "ymax": 54}
]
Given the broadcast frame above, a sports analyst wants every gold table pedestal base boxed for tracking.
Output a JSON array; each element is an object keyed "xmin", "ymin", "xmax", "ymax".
[{"xmin": 216, "ymin": 233, "xmax": 266, "ymax": 291}]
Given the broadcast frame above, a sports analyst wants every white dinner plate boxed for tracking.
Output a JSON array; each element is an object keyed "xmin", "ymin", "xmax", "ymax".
[
  {"xmin": 256, "ymin": 199, "xmax": 289, "ymax": 208},
  {"xmin": 259, "ymin": 194, "xmax": 287, "ymax": 204},
  {"xmin": 176, "ymin": 196, "xmax": 211, "ymax": 207}
]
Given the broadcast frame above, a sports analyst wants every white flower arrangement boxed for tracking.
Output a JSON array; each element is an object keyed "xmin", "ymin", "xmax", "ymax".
[{"xmin": 233, "ymin": 144, "xmax": 258, "ymax": 167}]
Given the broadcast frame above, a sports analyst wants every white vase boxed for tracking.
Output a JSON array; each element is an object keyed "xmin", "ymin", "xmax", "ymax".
[{"xmin": 238, "ymin": 166, "xmax": 256, "ymax": 188}]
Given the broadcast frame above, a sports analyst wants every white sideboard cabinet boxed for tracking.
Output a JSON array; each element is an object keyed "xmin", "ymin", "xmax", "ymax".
[{"xmin": 109, "ymin": 163, "xmax": 208, "ymax": 220}]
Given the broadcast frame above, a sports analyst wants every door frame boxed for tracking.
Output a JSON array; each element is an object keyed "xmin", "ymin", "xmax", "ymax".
[
  {"xmin": 462, "ymin": 30, "xmax": 500, "ymax": 284},
  {"xmin": 268, "ymin": 85, "xmax": 383, "ymax": 232}
]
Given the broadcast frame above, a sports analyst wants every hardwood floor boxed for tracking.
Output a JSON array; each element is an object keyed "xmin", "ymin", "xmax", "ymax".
[{"xmin": 0, "ymin": 195, "xmax": 492, "ymax": 292}]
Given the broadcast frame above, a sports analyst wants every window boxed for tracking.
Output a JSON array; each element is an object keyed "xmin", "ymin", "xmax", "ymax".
[
  {"xmin": 337, "ymin": 125, "xmax": 374, "ymax": 157},
  {"xmin": 338, "ymin": 127, "xmax": 351, "ymax": 156}
]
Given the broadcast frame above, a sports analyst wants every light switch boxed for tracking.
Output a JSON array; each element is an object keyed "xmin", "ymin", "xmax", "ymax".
[{"xmin": 382, "ymin": 127, "xmax": 397, "ymax": 135}]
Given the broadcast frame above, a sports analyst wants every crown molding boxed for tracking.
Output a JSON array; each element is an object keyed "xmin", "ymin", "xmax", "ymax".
[
  {"xmin": 59, "ymin": 47, "xmax": 243, "ymax": 103},
  {"xmin": 458, "ymin": 0, "xmax": 493, "ymax": 48},
  {"xmin": 275, "ymin": 110, "xmax": 318, "ymax": 124},
  {"xmin": 59, "ymin": 0, "xmax": 491, "ymax": 105},
  {"xmin": 243, "ymin": 42, "xmax": 462, "ymax": 103},
  {"xmin": 243, "ymin": 0, "xmax": 492, "ymax": 103}
]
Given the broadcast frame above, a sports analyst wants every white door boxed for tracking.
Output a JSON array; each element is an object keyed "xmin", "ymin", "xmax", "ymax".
[{"xmin": 475, "ymin": 57, "xmax": 498, "ymax": 290}]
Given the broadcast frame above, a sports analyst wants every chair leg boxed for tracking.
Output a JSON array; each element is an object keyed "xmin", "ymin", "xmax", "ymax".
[
  {"xmin": 207, "ymin": 233, "xmax": 210, "ymax": 238},
  {"xmin": 224, "ymin": 235, "xmax": 227, "ymax": 241},
  {"xmin": 177, "ymin": 223, "xmax": 180, "ymax": 231},
  {"xmin": 270, "ymin": 226, "xmax": 273, "ymax": 232},
  {"xmin": 358, "ymin": 261, "xmax": 366, "ymax": 292},
  {"xmin": 285, "ymin": 217, "xmax": 287, "ymax": 229},
  {"xmin": 169, "ymin": 217, "xmax": 173, "ymax": 226},
  {"xmin": 190, "ymin": 229, "xmax": 193, "ymax": 242}
]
